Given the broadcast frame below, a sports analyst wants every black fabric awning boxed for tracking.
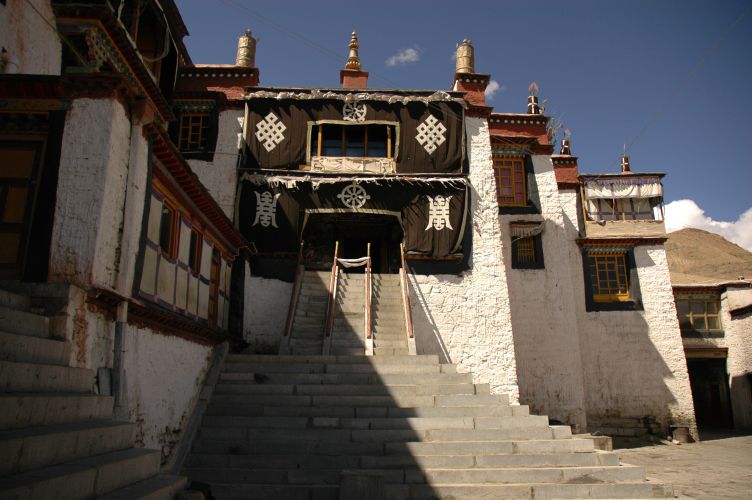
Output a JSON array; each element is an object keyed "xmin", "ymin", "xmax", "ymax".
[{"xmin": 239, "ymin": 177, "xmax": 467, "ymax": 258}]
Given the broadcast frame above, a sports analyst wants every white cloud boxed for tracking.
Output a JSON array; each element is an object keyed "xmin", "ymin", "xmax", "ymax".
[
  {"xmin": 484, "ymin": 80, "xmax": 504, "ymax": 100},
  {"xmin": 665, "ymin": 199, "xmax": 752, "ymax": 251},
  {"xmin": 385, "ymin": 47, "xmax": 419, "ymax": 67}
]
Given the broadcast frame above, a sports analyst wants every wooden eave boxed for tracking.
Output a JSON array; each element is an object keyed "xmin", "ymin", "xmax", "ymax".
[
  {"xmin": 577, "ymin": 236, "xmax": 668, "ymax": 246},
  {"xmin": 54, "ymin": 4, "xmax": 175, "ymax": 122},
  {"xmin": 146, "ymin": 123, "xmax": 248, "ymax": 252}
]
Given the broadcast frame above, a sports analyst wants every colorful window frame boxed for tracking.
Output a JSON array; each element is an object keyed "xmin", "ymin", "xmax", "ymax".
[
  {"xmin": 493, "ymin": 158, "xmax": 526, "ymax": 206},
  {"xmin": 675, "ymin": 294, "xmax": 723, "ymax": 335},
  {"xmin": 589, "ymin": 253, "xmax": 630, "ymax": 302}
]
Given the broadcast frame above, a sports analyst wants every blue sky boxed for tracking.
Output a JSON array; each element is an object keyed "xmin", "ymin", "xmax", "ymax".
[{"xmin": 176, "ymin": 0, "xmax": 752, "ymax": 246}]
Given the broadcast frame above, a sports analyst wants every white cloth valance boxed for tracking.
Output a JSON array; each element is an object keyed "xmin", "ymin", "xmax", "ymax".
[
  {"xmin": 510, "ymin": 223, "xmax": 544, "ymax": 239},
  {"xmin": 584, "ymin": 181, "xmax": 663, "ymax": 199},
  {"xmin": 336, "ymin": 257, "xmax": 370, "ymax": 268}
]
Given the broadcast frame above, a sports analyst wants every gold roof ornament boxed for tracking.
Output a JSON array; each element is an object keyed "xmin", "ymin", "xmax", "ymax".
[
  {"xmin": 345, "ymin": 31, "xmax": 361, "ymax": 70},
  {"xmin": 455, "ymin": 39, "xmax": 474, "ymax": 74},
  {"xmin": 236, "ymin": 29, "xmax": 256, "ymax": 68}
]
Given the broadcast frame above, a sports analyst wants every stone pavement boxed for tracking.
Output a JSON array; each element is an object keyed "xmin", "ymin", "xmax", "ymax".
[{"xmin": 617, "ymin": 432, "xmax": 752, "ymax": 499}]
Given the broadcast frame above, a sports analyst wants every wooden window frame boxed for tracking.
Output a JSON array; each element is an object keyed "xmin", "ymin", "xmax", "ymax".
[
  {"xmin": 493, "ymin": 157, "xmax": 527, "ymax": 207},
  {"xmin": 313, "ymin": 123, "xmax": 394, "ymax": 159},
  {"xmin": 158, "ymin": 201, "xmax": 179, "ymax": 260},
  {"xmin": 188, "ymin": 226, "xmax": 202, "ymax": 274},
  {"xmin": 676, "ymin": 294, "xmax": 723, "ymax": 335},
  {"xmin": 589, "ymin": 253, "xmax": 630, "ymax": 302},
  {"xmin": 178, "ymin": 112, "xmax": 209, "ymax": 153}
]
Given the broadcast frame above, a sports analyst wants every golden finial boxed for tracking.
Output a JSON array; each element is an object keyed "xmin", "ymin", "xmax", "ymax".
[{"xmin": 345, "ymin": 31, "xmax": 361, "ymax": 70}]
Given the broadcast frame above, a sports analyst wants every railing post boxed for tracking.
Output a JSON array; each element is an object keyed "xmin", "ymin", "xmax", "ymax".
[
  {"xmin": 365, "ymin": 243, "xmax": 373, "ymax": 356},
  {"xmin": 400, "ymin": 243, "xmax": 416, "ymax": 355},
  {"xmin": 325, "ymin": 241, "xmax": 340, "ymax": 340}
]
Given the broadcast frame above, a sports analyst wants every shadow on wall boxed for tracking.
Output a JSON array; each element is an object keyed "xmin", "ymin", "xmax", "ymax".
[{"xmin": 406, "ymin": 269, "xmax": 453, "ymax": 364}]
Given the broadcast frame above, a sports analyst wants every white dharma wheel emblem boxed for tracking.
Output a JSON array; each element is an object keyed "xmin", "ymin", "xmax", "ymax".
[
  {"xmin": 342, "ymin": 102, "xmax": 367, "ymax": 122},
  {"xmin": 337, "ymin": 183, "xmax": 370, "ymax": 209}
]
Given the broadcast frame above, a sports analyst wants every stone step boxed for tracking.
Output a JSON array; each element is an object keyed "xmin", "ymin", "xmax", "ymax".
[
  {"xmin": 0, "ymin": 360, "xmax": 95, "ymax": 393},
  {"xmin": 386, "ymin": 438, "xmax": 595, "ymax": 457},
  {"xmin": 374, "ymin": 348, "xmax": 409, "ymax": 356},
  {"xmin": 0, "ymin": 330, "xmax": 70, "ymax": 366},
  {"xmin": 184, "ymin": 464, "xmax": 644, "ymax": 486},
  {"xmin": 206, "ymin": 392, "xmax": 504, "ymax": 409},
  {"xmin": 0, "ymin": 420, "xmax": 136, "ymax": 476},
  {"xmin": 205, "ymin": 402, "xmax": 515, "ymax": 419},
  {"xmin": 330, "ymin": 347, "xmax": 364, "ymax": 356},
  {"xmin": 186, "ymin": 451, "xmax": 617, "ymax": 471},
  {"xmin": 225, "ymin": 354, "xmax": 439, "ymax": 365},
  {"xmin": 293, "ymin": 309, "xmax": 325, "ymax": 319},
  {"xmin": 213, "ymin": 382, "xmax": 486, "ymax": 397},
  {"xmin": 386, "ymin": 482, "xmax": 656, "ymax": 500},
  {"xmin": 197, "ymin": 425, "xmax": 563, "ymax": 443},
  {"xmin": 0, "ymin": 448, "xmax": 161, "ymax": 499},
  {"xmin": 0, "ymin": 393, "xmax": 114, "ymax": 430},
  {"xmin": 224, "ymin": 362, "xmax": 457, "ymax": 377},
  {"xmin": 200, "ymin": 414, "xmax": 548, "ymax": 431},
  {"xmin": 0, "ymin": 305, "xmax": 49, "ymax": 339},
  {"xmin": 97, "ymin": 474, "xmax": 188, "ymax": 500},
  {"xmin": 0, "ymin": 289, "xmax": 31, "ymax": 311},
  {"xmin": 375, "ymin": 340, "xmax": 408, "ymax": 348},
  {"xmin": 218, "ymin": 372, "xmax": 474, "ymax": 385},
  {"xmin": 208, "ymin": 483, "xmax": 338, "ymax": 500}
]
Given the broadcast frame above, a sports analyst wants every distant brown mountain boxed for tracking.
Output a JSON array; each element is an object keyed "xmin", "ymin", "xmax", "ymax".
[{"xmin": 665, "ymin": 228, "xmax": 752, "ymax": 285}]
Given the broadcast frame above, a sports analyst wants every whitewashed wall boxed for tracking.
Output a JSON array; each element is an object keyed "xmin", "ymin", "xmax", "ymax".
[
  {"xmin": 50, "ymin": 98, "xmax": 131, "ymax": 290},
  {"xmin": 186, "ymin": 109, "xmax": 244, "ymax": 219},
  {"xmin": 504, "ymin": 157, "xmax": 587, "ymax": 431},
  {"xmin": 577, "ymin": 245, "xmax": 697, "ymax": 436},
  {"xmin": 409, "ymin": 117, "xmax": 519, "ymax": 402},
  {"xmin": 118, "ymin": 324, "xmax": 212, "ymax": 462},
  {"xmin": 723, "ymin": 287, "xmax": 752, "ymax": 429},
  {"xmin": 0, "ymin": 0, "xmax": 61, "ymax": 75},
  {"xmin": 244, "ymin": 268, "xmax": 293, "ymax": 353}
]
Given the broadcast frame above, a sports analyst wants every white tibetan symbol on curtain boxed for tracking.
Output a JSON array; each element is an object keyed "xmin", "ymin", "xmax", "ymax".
[
  {"xmin": 253, "ymin": 191, "xmax": 281, "ymax": 228},
  {"xmin": 425, "ymin": 195, "xmax": 453, "ymax": 230}
]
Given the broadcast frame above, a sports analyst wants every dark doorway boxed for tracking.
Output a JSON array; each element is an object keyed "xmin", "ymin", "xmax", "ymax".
[
  {"xmin": 301, "ymin": 213, "xmax": 403, "ymax": 274},
  {"xmin": 687, "ymin": 357, "xmax": 734, "ymax": 429}
]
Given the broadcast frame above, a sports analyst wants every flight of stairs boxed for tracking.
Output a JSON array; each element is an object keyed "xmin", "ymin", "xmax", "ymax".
[
  {"xmin": 330, "ymin": 272, "xmax": 366, "ymax": 356},
  {"xmin": 288, "ymin": 271, "xmax": 329, "ymax": 355},
  {"xmin": 186, "ymin": 353, "xmax": 670, "ymax": 499},
  {"xmin": 371, "ymin": 273, "xmax": 408, "ymax": 355},
  {"xmin": 0, "ymin": 284, "xmax": 186, "ymax": 499}
]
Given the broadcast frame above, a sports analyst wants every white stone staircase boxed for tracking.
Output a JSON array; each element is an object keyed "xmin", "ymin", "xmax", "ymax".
[
  {"xmin": 0, "ymin": 285, "xmax": 186, "ymax": 499},
  {"xmin": 287, "ymin": 271, "xmax": 329, "ymax": 355},
  {"xmin": 185, "ymin": 353, "xmax": 671, "ymax": 499}
]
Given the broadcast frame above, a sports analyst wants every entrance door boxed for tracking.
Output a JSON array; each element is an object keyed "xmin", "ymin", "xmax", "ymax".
[
  {"xmin": 687, "ymin": 357, "xmax": 734, "ymax": 429},
  {"xmin": 302, "ymin": 213, "xmax": 403, "ymax": 273},
  {"xmin": 0, "ymin": 141, "xmax": 44, "ymax": 279}
]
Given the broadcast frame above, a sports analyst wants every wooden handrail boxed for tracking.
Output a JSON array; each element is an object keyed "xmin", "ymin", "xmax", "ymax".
[
  {"xmin": 365, "ymin": 242, "xmax": 372, "ymax": 340},
  {"xmin": 325, "ymin": 241, "xmax": 340, "ymax": 338},
  {"xmin": 400, "ymin": 243, "xmax": 414, "ymax": 339},
  {"xmin": 283, "ymin": 240, "xmax": 305, "ymax": 337}
]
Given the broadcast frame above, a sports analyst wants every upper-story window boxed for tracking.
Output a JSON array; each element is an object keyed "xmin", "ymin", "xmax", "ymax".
[
  {"xmin": 178, "ymin": 112, "xmax": 209, "ymax": 153},
  {"xmin": 583, "ymin": 177, "xmax": 664, "ymax": 222},
  {"xmin": 589, "ymin": 253, "xmax": 630, "ymax": 302},
  {"xmin": 494, "ymin": 157, "xmax": 526, "ymax": 206},
  {"xmin": 676, "ymin": 294, "xmax": 723, "ymax": 335},
  {"xmin": 311, "ymin": 123, "xmax": 395, "ymax": 158}
]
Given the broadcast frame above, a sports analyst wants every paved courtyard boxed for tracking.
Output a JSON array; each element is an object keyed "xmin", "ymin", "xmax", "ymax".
[{"xmin": 617, "ymin": 432, "xmax": 752, "ymax": 499}]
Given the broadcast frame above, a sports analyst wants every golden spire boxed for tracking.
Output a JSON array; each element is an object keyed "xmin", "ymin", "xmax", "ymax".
[{"xmin": 345, "ymin": 31, "xmax": 361, "ymax": 70}]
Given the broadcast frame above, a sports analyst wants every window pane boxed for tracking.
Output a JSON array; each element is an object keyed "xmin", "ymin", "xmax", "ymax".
[
  {"xmin": 159, "ymin": 206, "xmax": 174, "ymax": 255},
  {"xmin": 676, "ymin": 300, "xmax": 689, "ymax": 315},
  {"xmin": 706, "ymin": 301, "xmax": 719, "ymax": 313},
  {"xmin": 366, "ymin": 125, "xmax": 387, "ymax": 157},
  {"xmin": 345, "ymin": 126, "xmax": 365, "ymax": 157},
  {"xmin": 690, "ymin": 301, "xmax": 705, "ymax": 314},
  {"xmin": 322, "ymin": 125, "xmax": 342, "ymax": 156},
  {"xmin": 189, "ymin": 230, "xmax": 200, "ymax": 272},
  {"xmin": 707, "ymin": 316, "xmax": 720, "ymax": 330},
  {"xmin": 693, "ymin": 317, "xmax": 707, "ymax": 331}
]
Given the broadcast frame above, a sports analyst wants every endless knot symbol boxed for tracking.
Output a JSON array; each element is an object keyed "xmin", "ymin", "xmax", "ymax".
[
  {"xmin": 415, "ymin": 115, "xmax": 447, "ymax": 154},
  {"xmin": 255, "ymin": 112, "xmax": 287, "ymax": 152},
  {"xmin": 252, "ymin": 191, "xmax": 281, "ymax": 228},
  {"xmin": 425, "ymin": 195, "xmax": 453, "ymax": 231},
  {"xmin": 342, "ymin": 102, "xmax": 367, "ymax": 122},
  {"xmin": 337, "ymin": 184, "xmax": 370, "ymax": 209}
]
